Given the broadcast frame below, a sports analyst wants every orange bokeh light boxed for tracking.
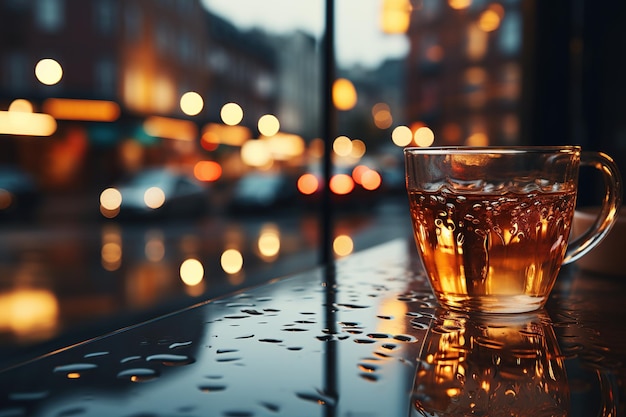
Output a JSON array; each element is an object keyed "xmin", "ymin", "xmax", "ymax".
[
  {"xmin": 330, "ymin": 174, "xmax": 354, "ymax": 195},
  {"xmin": 361, "ymin": 169, "xmax": 382, "ymax": 191},
  {"xmin": 194, "ymin": 160, "xmax": 222, "ymax": 182},
  {"xmin": 352, "ymin": 165, "xmax": 370, "ymax": 184},
  {"xmin": 297, "ymin": 173, "xmax": 319, "ymax": 195}
]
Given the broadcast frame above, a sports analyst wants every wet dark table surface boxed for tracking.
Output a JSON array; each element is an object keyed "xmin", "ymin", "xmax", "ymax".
[{"xmin": 0, "ymin": 238, "xmax": 624, "ymax": 416}]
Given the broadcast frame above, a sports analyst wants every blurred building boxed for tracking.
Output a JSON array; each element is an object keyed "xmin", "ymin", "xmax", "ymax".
[{"xmin": 404, "ymin": 0, "xmax": 523, "ymax": 147}]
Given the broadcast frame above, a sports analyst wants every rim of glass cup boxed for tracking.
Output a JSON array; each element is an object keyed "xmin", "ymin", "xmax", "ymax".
[{"xmin": 403, "ymin": 145, "xmax": 582, "ymax": 154}]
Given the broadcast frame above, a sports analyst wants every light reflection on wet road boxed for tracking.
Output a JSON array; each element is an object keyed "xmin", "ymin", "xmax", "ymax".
[{"xmin": 0, "ymin": 197, "xmax": 411, "ymax": 369}]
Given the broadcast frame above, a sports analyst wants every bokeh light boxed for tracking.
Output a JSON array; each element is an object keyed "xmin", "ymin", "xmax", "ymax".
[
  {"xmin": 414, "ymin": 126, "xmax": 435, "ymax": 147},
  {"xmin": 194, "ymin": 160, "xmax": 222, "ymax": 182},
  {"xmin": 372, "ymin": 103, "xmax": 393, "ymax": 129},
  {"xmin": 180, "ymin": 91, "xmax": 204, "ymax": 116},
  {"xmin": 479, "ymin": 9, "xmax": 501, "ymax": 32},
  {"xmin": 241, "ymin": 139, "xmax": 272, "ymax": 167},
  {"xmin": 350, "ymin": 139, "xmax": 366, "ymax": 159},
  {"xmin": 333, "ymin": 78, "xmax": 357, "ymax": 111},
  {"xmin": 35, "ymin": 58, "xmax": 63, "ymax": 85},
  {"xmin": 221, "ymin": 249, "xmax": 244, "ymax": 274},
  {"xmin": 333, "ymin": 135, "xmax": 353, "ymax": 156},
  {"xmin": 258, "ymin": 224, "xmax": 281, "ymax": 259},
  {"xmin": 144, "ymin": 187, "xmax": 166, "ymax": 209},
  {"xmin": 330, "ymin": 174, "xmax": 354, "ymax": 195},
  {"xmin": 100, "ymin": 188, "xmax": 122, "ymax": 210},
  {"xmin": 361, "ymin": 169, "xmax": 382, "ymax": 191},
  {"xmin": 258, "ymin": 114, "xmax": 280, "ymax": 136},
  {"xmin": 180, "ymin": 258, "xmax": 204, "ymax": 286},
  {"xmin": 8, "ymin": 99, "xmax": 33, "ymax": 113},
  {"xmin": 448, "ymin": 0, "xmax": 471, "ymax": 10},
  {"xmin": 333, "ymin": 235, "xmax": 354, "ymax": 257},
  {"xmin": 220, "ymin": 102, "xmax": 244, "ymax": 125},
  {"xmin": 297, "ymin": 173, "xmax": 319, "ymax": 195},
  {"xmin": 391, "ymin": 125, "xmax": 413, "ymax": 146}
]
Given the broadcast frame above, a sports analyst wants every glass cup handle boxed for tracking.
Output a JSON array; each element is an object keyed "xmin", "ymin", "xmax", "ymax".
[{"xmin": 563, "ymin": 151, "xmax": 623, "ymax": 265}]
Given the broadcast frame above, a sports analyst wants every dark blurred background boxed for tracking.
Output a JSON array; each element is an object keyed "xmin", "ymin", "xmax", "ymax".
[{"xmin": 0, "ymin": 0, "xmax": 624, "ymax": 369}]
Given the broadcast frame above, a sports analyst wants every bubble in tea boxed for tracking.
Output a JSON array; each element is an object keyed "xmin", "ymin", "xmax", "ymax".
[{"xmin": 408, "ymin": 186, "xmax": 577, "ymax": 313}]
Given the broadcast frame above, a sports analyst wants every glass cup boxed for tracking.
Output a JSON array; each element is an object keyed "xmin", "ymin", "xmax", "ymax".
[{"xmin": 404, "ymin": 146, "xmax": 622, "ymax": 313}]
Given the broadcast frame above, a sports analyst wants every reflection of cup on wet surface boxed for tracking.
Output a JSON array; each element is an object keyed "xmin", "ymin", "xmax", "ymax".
[
  {"xmin": 404, "ymin": 146, "xmax": 622, "ymax": 313},
  {"xmin": 411, "ymin": 310, "xmax": 569, "ymax": 417}
]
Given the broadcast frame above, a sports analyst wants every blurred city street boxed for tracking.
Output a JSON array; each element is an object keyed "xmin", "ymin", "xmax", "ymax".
[{"xmin": 0, "ymin": 192, "xmax": 411, "ymax": 370}]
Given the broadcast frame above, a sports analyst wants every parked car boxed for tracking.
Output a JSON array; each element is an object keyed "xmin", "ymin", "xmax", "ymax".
[
  {"xmin": 101, "ymin": 168, "xmax": 209, "ymax": 220},
  {"xmin": 228, "ymin": 172, "xmax": 296, "ymax": 213},
  {"xmin": 0, "ymin": 166, "xmax": 40, "ymax": 221}
]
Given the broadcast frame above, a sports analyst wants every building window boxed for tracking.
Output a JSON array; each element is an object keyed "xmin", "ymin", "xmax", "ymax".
[
  {"xmin": 94, "ymin": 0, "xmax": 117, "ymax": 36},
  {"xmin": 95, "ymin": 58, "xmax": 116, "ymax": 97},
  {"xmin": 35, "ymin": 0, "xmax": 64, "ymax": 32},
  {"xmin": 3, "ymin": 53, "xmax": 28, "ymax": 92}
]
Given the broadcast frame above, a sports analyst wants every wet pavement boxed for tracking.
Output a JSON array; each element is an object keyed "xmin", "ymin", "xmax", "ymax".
[{"xmin": 0, "ymin": 238, "xmax": 624, "ymax": 416}]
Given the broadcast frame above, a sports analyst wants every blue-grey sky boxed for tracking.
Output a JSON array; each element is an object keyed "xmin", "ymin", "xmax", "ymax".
[{"xmin": 201, "ymin": 0, "xmax": 409, "ymax": 68}]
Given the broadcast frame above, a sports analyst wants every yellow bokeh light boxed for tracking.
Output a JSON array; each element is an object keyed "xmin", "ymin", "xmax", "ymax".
[
  {"xmin": 332, "ymin": 78, "xmax": 357, "ymax": 111},
  {"xmin": 448, "ymin": 0, "xmax": 472, "ymax": 10},
  {"xmin": 35, "ymin": 58, "xmax": 63, "ymax": 85},
  {"xmin": 372, "ymin": 102, "xmax": 393, "ymax": 129},
  {"xmin": 8, "ymin": 99, "xmax": 33, "ymax": 113},
  {"xmin": 101, "ymin": 242, "xmax": 122, "ymax": 265},
  {"xmin": 180, "ymin": 91, "xmax": 204, "ymax": 116},
  {"xmin": 145, "ymin": 231, "xmax": 165, "ymax": 262},
  {"xmin": 100, "ymin": 188, "xmax": 122, "ymax": 210},
  {"xmin": 479, "ymin": 9, "xmax": 501, "ymax": 32},
  {"xmin": 391, "ymin": 125, "xmax": 413, "ymax": 146},
  {"xmin": 180, "ymin": 258, "xmax": 204, "ymax": 286},
  {"xmin": 333, "ymin": 235, "xmax": 354, "ymax": 257},
  {"xmin": 0, "ymin": 289, "xmax": 59, "ymax": 339},
  {"xmin": 466, "ymin": 132, "xmax": 489, "ymax": 146},
  {"xmin": 333, "ymin": 135, "xmax": 353, "ymax": 156},
  {"xmin": 258, "ymin": 114, "xmax": 280, "ymax": 136},
  {"xmin": 258, "ymin": 225, "xmax": 281, "ymax": 259},
  {"xmin": 220, "ymin": 102, "xmax": 244, "ymax": 126},
  {"xmin": 350, "ymin": 139, "xmax": 366, "ymax": 159},
  {"xmin": 144, "ymin": 187, "xmax": 166, "ymax": 209},
  {"xmin": 381, "ymin": 0, "xmax": 412, "ymax": 34},
  {"xmin": 241, "ymin": 139, "xmax": 273, "ymax": 168},
  {"xmin": 414, "ymin": 127, "xmax": 435, "ymax": 147},
  {"xmin": 221, "ymin": 249, "xmax": 244, "ymax": 274}
]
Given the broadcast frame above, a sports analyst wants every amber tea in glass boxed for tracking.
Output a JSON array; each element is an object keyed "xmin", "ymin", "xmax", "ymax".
[{"xmin": 405, "ymin": 146, "xmax": 622, "ymax": 313}]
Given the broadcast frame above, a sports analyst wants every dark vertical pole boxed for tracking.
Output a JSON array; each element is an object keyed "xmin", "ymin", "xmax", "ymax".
[
  {"xmin": 322, "ymin": 2, "xmax": 338, "ymax": 416},
  {"xmin": 321, "ymin": 0, "xmax": 336, "ymax": 268}
]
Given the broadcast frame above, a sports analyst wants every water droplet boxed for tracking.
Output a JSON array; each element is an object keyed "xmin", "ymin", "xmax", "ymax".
[
  {"xmin": 53, "ymin": 363, "xmax": 97, "ymax": 374},
  {"xmin": 259, "ymin": 338, "xmax": 282, "ymax": 344},
  {"xmin": 353, "ymin": 339, "xmax": 376, "ymax": 344},
  {"xmin": 83, "ymin": 351, "xmax": 109, "ymax": 359},
  {"xmin": 295, "ymin": 390, "xmax": 337, "ymax": 407},
  {"xmin": 377, "ymin": 315, "xmax": 393, "ymax": 320},
  {"xmin": 116, "ymin": 368, "xmax": 158, "ymax": 382},
  {"xmin": 359, "ymin": 373, "xmax": 379, "ymax": 382},
  {"xmin": 169, "ymin": 341, "xmax": 193, "ymax": 350},
  {"xmin": 394, "ymin": 334, "xmax": 418, "ymax": 343},
  {"xmin": 259, "ymin": 402, "xmax": 280, "ymax": 412},
  {"xmin": 8, "ymin": 391, "xmax": 49, "ymax": 401},
  {"xmin": 146, "ymin": 354, "xmax": 195, "ymax": 366},
  {"xmin": 235, "ymin": 334, "xmax": 255, "ymax": 339},
  {"xmin": 217, "ymin": 349, "xmax": 239, "ymax": 354},
  {"xmin": 287, "ymin": 346, "xmax": 303, "ymax": 351},
  {"xmin": 55, "ymin": 406, "xmax": 86, "ymax": 416},
  {"xmin": 120, "ymin": 356, "xmax": 142, "ymax": 364},
  {"xmin": 282, "ymin": 327, "xmax": 309, "ymax": 332},
  {"xmin": 223, "ymin": 411, "xmax": 253, "ymax": 417},
  {"xmin": 199, "ymin": 384, "xmax": 227, "ymax": 393},
  {"xmin": 358, "ymin": 363, "xmax": 379, "ymax": 372},
  {"xmin": 241, "ymin": 309, "xmax": 264, "ymax": 315},
  {"xmin": 367, "ymin": 333, "xmax": 390, "ymax": 339}
]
